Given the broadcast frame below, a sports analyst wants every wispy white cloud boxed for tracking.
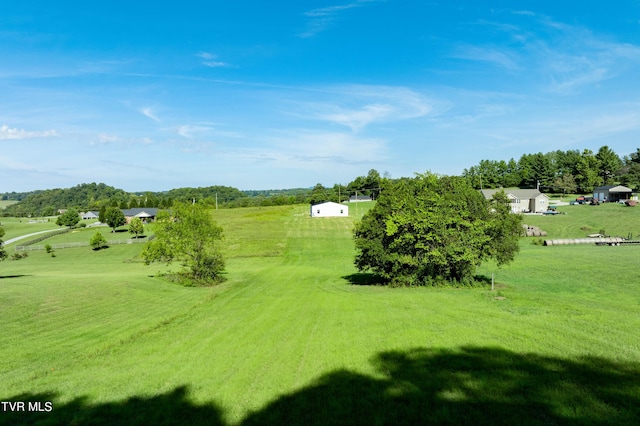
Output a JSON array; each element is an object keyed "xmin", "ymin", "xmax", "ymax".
[
  {"xmin": 140, "ymin": 107, "xmax": 160, "ymax": 122},
  {"xmin": 203, "ymin": 61, "xmax": 231, "ymax": 68},
  {"xmin": 512, "ymin": 10, "xmax": 535, "ymax": 16},
  {"xmin": 301, "ymin": 85, "xmax": 433, "ymax": 131},
  {"xmin": 450, "ymin": 45, "xmax": 520, "ymax": 70},
  {"xmin": 196, "ymin": 52, "xmax": 232, "ymax": 68},
  {"xmin": 176, "ymin": 124, "xmax": 212, "ymax": 138},
  {"xmin": 237, "ymin": 131, "xmax": 387, "ymax": 168},
  {"xmin": 90, "ymin": 133, "xmax": 122, "ymax": 145},
  {"xmin": 0, "ymin": 124, "xmax": 58, "ymax": 140},
  {"xmin": 319, "ymin": 104, "xmax": 394, "ymax": 132},
  {"xmin": 174, "ymin": 123, "xmax": 243, "ymax": 139},
  {"xmin": 299, "ymin": 0, "xmax": 383, "ymax": 38},
  {"xmin": 461, "ymin": 14, "xmax": 640, "ymax": 94}
]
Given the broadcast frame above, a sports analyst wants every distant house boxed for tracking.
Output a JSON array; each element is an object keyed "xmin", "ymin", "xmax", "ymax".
[
  {"xmin": 81, "ymin": 211, "xmax": 99, "ymax": 220},
  {"xmin": 121, "ymin": 207, "xmax": 159, "ymax": 223},
  {"xmin": 349, "ymin": 194, "xmax": 372, "ymax": 202},
  {"xmin": 480, "ymin": 189, "xmax": 549, "ymax": 213},
  {"xmin": 593, "ymin": 185, "xmax": 633, "ymax": 203},
  {"xmin": 310, "ymin": 202, "xmax": 349, "ymax": 217}
]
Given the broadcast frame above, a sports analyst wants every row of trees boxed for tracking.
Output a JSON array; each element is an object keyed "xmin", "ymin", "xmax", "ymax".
[
  {"xmin": 462, "ymin": 146, "xmax": 640, "ymax": 193},
  {"xmin": 1, "ymin": 169, "xmax": 392, "ymax": 217},
  {"xmin": 309, "ymin": 169, "xmax": 385, "ymax": 204}
]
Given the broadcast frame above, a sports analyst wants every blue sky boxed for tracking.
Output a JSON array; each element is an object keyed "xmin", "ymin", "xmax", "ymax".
[{"xmin": 2, "ymin": 1, "xmax": 640, "ymax": 192}]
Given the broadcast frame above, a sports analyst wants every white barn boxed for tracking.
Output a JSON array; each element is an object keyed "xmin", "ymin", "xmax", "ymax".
[{"xmin": 310, "ymin": 202, "xmax": 349, "ymax": 217}]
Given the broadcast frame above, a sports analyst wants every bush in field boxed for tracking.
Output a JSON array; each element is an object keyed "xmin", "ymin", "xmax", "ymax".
[
  {"xmin": 142, "ymin": 202, "xmax": 225, "ymax": 286},
  {"xmin": 10, "ymin": 252, "xmax": 28, "ymax": 260},
  {"xmin": 56, "ymin": 208, "xmax": 80, "ymax": 228},
  {"xmin": 90, "ymin": 231, "xmax": 108, "ymax": 250}
]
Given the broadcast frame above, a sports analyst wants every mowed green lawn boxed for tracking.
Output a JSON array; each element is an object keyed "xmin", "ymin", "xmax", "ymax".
[{"xmin": 1, "ymin": 204, "xmax": 639, "ymax": 425}]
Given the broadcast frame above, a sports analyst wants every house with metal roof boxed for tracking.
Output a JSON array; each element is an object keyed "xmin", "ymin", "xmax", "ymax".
[
  {"xmin": 80, "ymin": 211, "xmax": 99, "ymax": 220},
  {"xmin": 121, "ymin": 207, "xmax": 159, "ymax": 223},
  {"xmin": 592, "ymin": 185, "xmax": 634, "ymax": 203}
]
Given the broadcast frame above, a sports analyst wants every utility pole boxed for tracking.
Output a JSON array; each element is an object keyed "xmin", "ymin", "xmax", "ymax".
[{"xmin": 215, "ymin": 192, "xmax": 218, "ymax": 210}]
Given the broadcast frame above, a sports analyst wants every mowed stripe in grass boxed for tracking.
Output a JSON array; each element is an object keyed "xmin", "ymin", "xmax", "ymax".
[{"xmin": 1, "ymin": 204, "xmax": 640, "ymax": 424}]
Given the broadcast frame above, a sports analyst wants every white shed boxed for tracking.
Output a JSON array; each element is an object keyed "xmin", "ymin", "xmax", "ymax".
[{"xmin": 310, "ymin": 202, "xmax": 349, "ymax": 217}]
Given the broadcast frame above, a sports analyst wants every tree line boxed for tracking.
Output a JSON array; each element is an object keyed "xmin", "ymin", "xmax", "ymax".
[
  {"xmin": 462, "ymin": 146, "xmax": 640, "ymax": 194},
  {"xmin": 1, "ymin": 171, "xmax": 387, "ymax": 217},
  {"xmin": 4, "ymin": 145, "xmax": 640, "ymax": 218}
]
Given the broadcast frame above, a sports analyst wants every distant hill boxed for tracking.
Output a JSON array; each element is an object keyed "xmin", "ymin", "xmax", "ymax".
[
  {"xmin": 1, "ymin": 183, "xmax": 313, "ymax": 217},
  {"xmin": 164, "ymin": 185, "xmax": 247, "ymax": 204},
  {"xmin": 2, "ymin": 183, "xmax": 130, "ymax": 217}
]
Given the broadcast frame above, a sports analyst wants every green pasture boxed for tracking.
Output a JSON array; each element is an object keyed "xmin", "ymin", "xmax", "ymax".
[
  {"xmin": 0, "ymin": 217, "xmax": 59, "ymax": 243},
  {"xmin": 1, "ymin": 204, "xmax": 639, "ymax": 425},
  {"xmin": 525, "ymin": 202, "xmax": 640, "ymax": 238}
]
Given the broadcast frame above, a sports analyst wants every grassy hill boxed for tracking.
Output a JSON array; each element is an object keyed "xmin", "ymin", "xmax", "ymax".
[
  {"xmin": 1, "ymin": 204, "xmax": 639, "ymax": 425},
  {"xmin": 0, "ymin": 200, "xmax": 18, "ymax": 209}
]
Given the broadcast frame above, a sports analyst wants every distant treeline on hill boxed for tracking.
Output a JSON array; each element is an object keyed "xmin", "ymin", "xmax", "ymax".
[
  {"xmin": 463, "ymin": 146, "xmax": 640, "ymax": 194},
  {"xmin": 5, "ymin": 145, "xmax": 639, "ymax": 217},
  {"xmin": 2, "ymin": 184, "xmax": 248, "ymax": 217},
  {"xmin": 1, "ymin": 170, "xmax": 386, "ymax": 217}
]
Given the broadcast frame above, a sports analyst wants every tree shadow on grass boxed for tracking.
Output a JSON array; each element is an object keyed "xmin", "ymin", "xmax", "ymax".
[
  {"xmin": 342, "ymin": 272, "xmax": 387, "ymax": 286},
  {"xmin": 242, "ymin": 346, "xmax": 640, "ymax": 425},
  {"xmin": 2, "ymin": 386, "xmax": 225, "ymax": 426},
  {"xmin": 344, "ymin": 273, "xmax": 507, "ymax": 288},
  {"xmin": 0, "ymin": 274, "xmax": 31, "ymax": 279},
  {"xmin": 4, "ymin": 348, "xmax": 639, "ymax": 425}
]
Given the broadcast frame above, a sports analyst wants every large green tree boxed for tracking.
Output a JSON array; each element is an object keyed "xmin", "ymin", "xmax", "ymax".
[
  {"xmin": 595, "ymin": 145, "xmax": 622, "ymax": 185},
  {"xmin": 142, "ymin": 202, "xmax": 225, "ymax": 285},
  {"xmin": 105, "ymin": 207, "xmax": 126, "ymax": 232},
  {"xmin": 575, "ymin": 149, "xmax": 602, "ymax": 192},
  {"xmin": 353, "ymin": 173, "xmax": 523, "ymax": 286},
  {"xmin": 309, "ymin": 183, "xmax": 329, "ymax": 205},
  {"xmin": 55, "ymin": 208, "xmax": 80, "ymax": 228},
  {"xmin": 620, "ymin": 149, "xmax": 640, "ymax": 190}
]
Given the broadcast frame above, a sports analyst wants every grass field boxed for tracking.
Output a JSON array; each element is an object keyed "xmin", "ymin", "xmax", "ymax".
[
  {"xmin": 1, "ymin": 203, "xmax": 639, "ymax": 425},
  {"xmin": 0, "ymin": 200, "xmax": 18, "ymax": 210},
  {"xmin": 0, "ymin": 217, "xmax": 60, "ymax": 243}
]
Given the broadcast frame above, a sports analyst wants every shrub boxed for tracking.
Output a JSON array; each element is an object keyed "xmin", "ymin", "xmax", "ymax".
[
  {"xmin": 10, "ymin": 252, "xmax": 28, "ymax": 260},
  {"xmin": 90, "ymin": 232, "xmax": 108, "ymax": 250}
]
